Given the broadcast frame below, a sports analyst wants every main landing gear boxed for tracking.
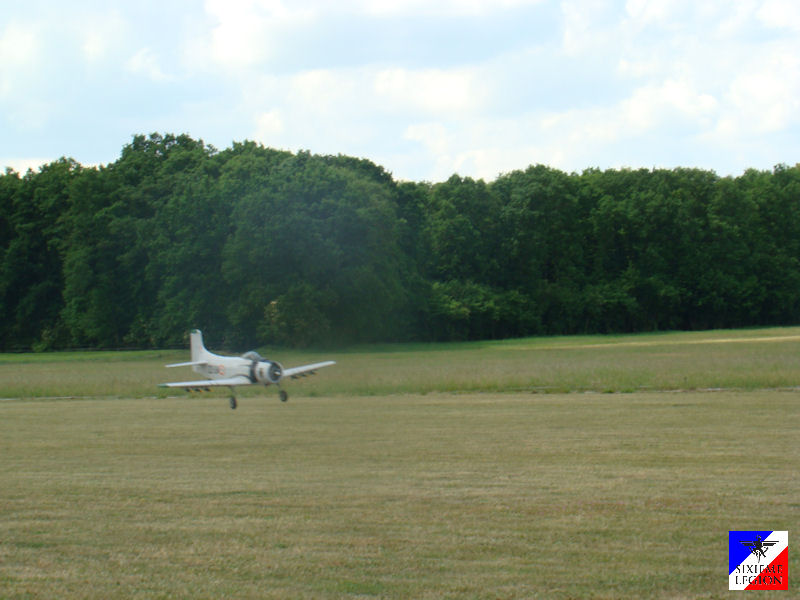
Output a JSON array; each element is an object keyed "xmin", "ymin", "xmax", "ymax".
[{"xmin": 227, "ymin": 388, "xmax": 288, "ymax": 409}]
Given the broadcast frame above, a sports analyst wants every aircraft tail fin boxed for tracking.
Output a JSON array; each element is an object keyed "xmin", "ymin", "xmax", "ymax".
[
  {"xmin": 190, "ymin": 329, "xmax": 210, "ymax": 363},
  {"xmin": 165, "ymin": 329, "xmax": 212, "ymax": 368}
]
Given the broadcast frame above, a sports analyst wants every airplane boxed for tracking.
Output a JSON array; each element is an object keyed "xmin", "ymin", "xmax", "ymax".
[{"xmin": 159, "ymin": 329, "xmax": 335, "ymax": 409}]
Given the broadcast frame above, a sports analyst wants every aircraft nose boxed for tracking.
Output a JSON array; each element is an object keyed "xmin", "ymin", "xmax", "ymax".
[{"xmin": 268, "ymin": 361, "xmax": 283, "ymax": 382}]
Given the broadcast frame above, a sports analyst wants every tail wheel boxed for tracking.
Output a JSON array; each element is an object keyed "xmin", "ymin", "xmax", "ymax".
[{"xmin": 229, "ymin": 396, "xmax": 237, "ymax": 410}]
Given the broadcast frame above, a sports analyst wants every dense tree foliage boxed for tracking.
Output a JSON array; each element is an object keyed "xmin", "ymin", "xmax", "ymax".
[{"xmin": 2, "ymin": 133, "xmax": 799, "ymax": 350}]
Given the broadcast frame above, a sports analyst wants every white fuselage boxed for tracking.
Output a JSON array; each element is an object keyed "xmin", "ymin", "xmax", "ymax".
[
  {"xmin": 192, "ymin": 354, "xmax": 251, "ymax": 381},
  {"xmin": 192, "ymin": 354, "xmax": 282, "ymax": 385},
  {"xmin": 187, "ymin": 331, "xmax": 284, "ymax": 386}
]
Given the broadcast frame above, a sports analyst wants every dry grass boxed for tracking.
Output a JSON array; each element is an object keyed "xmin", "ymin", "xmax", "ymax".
[
  {"xmin": 1, "ymin": 328, "xmax": 799, "ymax": 598},
  {"xmin": 1, "ymin": 392, "xmax": 798, "ymax": 598}
]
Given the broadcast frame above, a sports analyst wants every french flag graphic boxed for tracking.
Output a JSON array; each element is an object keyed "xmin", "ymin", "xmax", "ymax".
[{"xmin": 729, "ymin": 531, "xmax": 788, "ymax": 590}]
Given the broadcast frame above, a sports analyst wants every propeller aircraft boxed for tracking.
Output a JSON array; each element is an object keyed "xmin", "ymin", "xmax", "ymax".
[{"xmin": 159, "ymin": 329, "xmax": 335, "ymax": 409}]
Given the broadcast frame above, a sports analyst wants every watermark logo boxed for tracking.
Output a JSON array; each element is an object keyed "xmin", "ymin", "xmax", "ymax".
[{"xmin": 729, "ymin": 531, "xmax": 788, "ymax": 591}]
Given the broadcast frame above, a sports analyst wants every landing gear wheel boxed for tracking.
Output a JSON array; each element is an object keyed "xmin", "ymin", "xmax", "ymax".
[
  {"xmin": 279, "ymin": 390, "xmax": 288, "ymax": 403},
  {"xmin": 229, "ymin": 396, "xmax": 237, "ymax": 410}
]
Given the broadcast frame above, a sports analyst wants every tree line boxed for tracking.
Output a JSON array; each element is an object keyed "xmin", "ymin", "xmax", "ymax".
[{"xmin": 2, "ymin": 133, "xmax": 799, "ymax": 350}]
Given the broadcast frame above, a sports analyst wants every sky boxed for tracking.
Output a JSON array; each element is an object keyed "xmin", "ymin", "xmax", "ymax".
[{"xmin": 1, "ymin": 0, "xmax": 798, "ymax": 182}]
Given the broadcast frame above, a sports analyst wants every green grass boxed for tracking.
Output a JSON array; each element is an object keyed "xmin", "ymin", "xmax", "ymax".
[
  {"xmin": 3, "ymin": 327, "xmax": 800, "ymax": 399},
  {"xmin": 1, "ymin": 327, "xmax": 799, "ymax": 598}
]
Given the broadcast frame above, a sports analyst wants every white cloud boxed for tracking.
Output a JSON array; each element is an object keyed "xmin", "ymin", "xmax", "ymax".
[
  {"xmin": 241, "ymin": 62, "xmax": 492, "ymax": 173},
  {"xmin": 392, "ymin": 72, "xmax": 725, "ymax": 180},
  {"xmin": 0, "ymin": 22, "xmax": 41, "ymax": 97},
  {"xmin": 716, "ymin": 44, "xmax": 800, "ymax": 136},
  {"xmin": 75, "ymin": 12, "xmax": 128, "ymax": 64},
  {"xmin": 757, "ymin": 0, "xmax": 800, "ymax": 31},
  {"xmin": 234, "ymin": 3, "xmax": 794, "ymax": 181},
  {"xmin": 404, "ymin": 122, "xmax": 450, "ymax": 157},
  {"xmin": 81, "ymin": 32, "xmax": 108, "ymax": 63},
  {"xmin": 374, "ymin": 68, "xmax": 486, "ymax": 116},
  {"xmin": 355, "ymin": 0, "xmax": 543, "ymax": 17},
  {"xmin": 536, "ymin": 79, "xmax": 718, "ymax": 155},
  {"xmin": 0, "ymin": 157, "xmax": 52, "ymax": 174},
  {"xmin": 246, "ymin": 68, "xmax": 378, "ymax": 152},
  {"xmin": 617, "ymin": 57, "xmax": 660, "ymax": 78},
  {"xmin": 127, "ymin": 47, "xmax": 172, "ymax": 81},
  {"xmin": 561, "ymin": 0, "xmax": 616, "ymax": 56},
  {"xmin": 624, "ymin": 0, "xmax": 677, "ymax": 24},
  {"xmin": 255, "ymin": 109, "xmax": 285, "ymax": 139},
  {"xmin": 2, "ymin": 1, "xmax": 799, "ymax": 181},
  {"xmin": 714, "ymin": 0, "xmax": 761, "ymax": 37},
  {"xmin": 402, "ymin": 117, "xmax": 553, "ymax": 181},
  {"xmin": 287, "ymin": 69, "xmax": 345, "ymax": 109},
  {"xmin": 0, "ymin": 21, "xmax": 55, "ymax": 131},
  {"xmin": 203, "ymin": 0, "xmax": 316, "ymax": 69},
  {"xmin": 621, "ymin": 80, "xmax": 718, "ymax": 132}
]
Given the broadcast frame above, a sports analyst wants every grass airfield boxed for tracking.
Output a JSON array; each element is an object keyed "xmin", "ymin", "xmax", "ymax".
[{"xmin": 1, "ymin": 328, "xmax": 799, "ymax": 598}]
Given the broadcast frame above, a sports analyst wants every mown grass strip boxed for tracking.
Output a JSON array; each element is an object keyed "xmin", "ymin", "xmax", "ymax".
[
  {"xmin": 1, "ymin": 392, "xmax": 797, "ymax": 598},
  {"xmin": 3, "ymin": 327, "xmax": 800, "ymax": 399}
]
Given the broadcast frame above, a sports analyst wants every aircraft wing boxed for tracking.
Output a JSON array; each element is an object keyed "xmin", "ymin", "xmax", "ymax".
[
  {"xmin": 283, "ymin": 361, "xmax": 336, "ymax": 379},
  {"xmin": 165, "ymin": 360, "xmax": 207, "ymax": 368},
  {"xmin": 159, "ymin": 375, "xmax": 252, "ymax": 388}
]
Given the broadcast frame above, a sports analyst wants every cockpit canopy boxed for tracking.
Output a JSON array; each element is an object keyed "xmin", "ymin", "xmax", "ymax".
[{"xmin": 241, "ymin": 350, "xmax": 263, "ymax": 361}]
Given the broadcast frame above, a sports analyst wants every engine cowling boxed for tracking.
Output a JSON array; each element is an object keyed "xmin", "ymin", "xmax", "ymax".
[{"xmin": 252, "ymin": 360, "xmax": 283, "ymax": 385}]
